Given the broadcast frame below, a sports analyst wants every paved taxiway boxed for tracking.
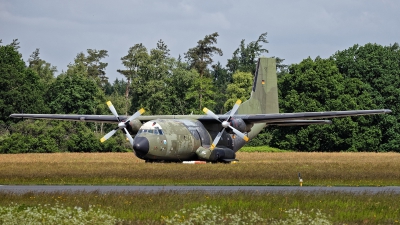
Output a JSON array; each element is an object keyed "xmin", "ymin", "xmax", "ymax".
[{"xmin": 1, "ymin": 185, "xmax": 400, "ymax": 193}]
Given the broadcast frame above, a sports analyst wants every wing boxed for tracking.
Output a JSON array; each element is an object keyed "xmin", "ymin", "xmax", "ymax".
[
  {"xmin": 10, "ymin": 109, "xmax": 391, "ymax": 124},
  {"xmin": 267, "ymin": 120, "xmax": 332, "ymax": 126},
  {"xmin": 234, "ymin": 109, "xmax": 392, "ymax": 124},
  {"xmin": 9, "ymin": 114, "xmax": 125, "ymax": 123}
]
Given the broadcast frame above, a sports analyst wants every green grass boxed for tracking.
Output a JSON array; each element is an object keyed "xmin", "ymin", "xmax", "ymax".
[{"xmin": 0, "ymin": 191, "xmax": 399, "ymax": 224}]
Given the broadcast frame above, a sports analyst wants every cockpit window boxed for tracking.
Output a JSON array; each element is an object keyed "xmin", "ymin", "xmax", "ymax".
[{"xmin": 137, "ymin": 129, "xmax": 164, "ymax": 135}]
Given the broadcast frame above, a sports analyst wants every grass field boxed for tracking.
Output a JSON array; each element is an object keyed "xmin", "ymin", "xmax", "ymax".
[
  {"xmin": 1, "ymin": 152, "xmax": 400, "ymax": 186},
  {"xmin": 1, "ymin": 190, "xmax": 400, "ymax": 224},
  {"xmin": 1, "ymin": 152, "xmax": 400, "ymax": 224}
]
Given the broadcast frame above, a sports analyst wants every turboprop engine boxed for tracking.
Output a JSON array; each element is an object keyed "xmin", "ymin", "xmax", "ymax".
[
  {"xmin": 228, "ymin": 118, "xmax": 250, "ymax": 133},
  {"xmin": 126, "ymin": 119, "xmax": 143, "ymax": 135}
]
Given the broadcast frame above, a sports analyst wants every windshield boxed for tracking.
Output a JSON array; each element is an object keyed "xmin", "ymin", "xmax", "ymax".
[{"xmin": 137, "ymin": 129, "xmax": 164, "ymax": 135}]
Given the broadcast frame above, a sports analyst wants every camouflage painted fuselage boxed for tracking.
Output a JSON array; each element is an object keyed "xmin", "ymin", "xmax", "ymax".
[{"xmin": 133, "ymin": 119, "xmax": 246, "ymax": 162}]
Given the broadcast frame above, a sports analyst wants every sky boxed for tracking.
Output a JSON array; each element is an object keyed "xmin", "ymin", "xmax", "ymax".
[{"xmin": 1, "ymin": 0, "xmax": 399, "ymax": 81}]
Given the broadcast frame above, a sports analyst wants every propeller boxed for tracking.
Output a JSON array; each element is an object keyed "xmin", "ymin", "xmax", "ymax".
[
  {"xmin": 202, "ymin": 99, "xmax": 249, "ymax": 150},
  {"xmin": 100, "ymin": 101, "xmax": 145, "ymax": 146}
]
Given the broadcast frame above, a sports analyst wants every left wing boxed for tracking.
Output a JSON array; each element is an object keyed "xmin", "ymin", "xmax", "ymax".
[
  {"xmin": 267, "ymin": 120, "xmax": 332, "ymax": 126},
  {"xmin": 233, "ymin": 109, "xmax": 392, "ymax": 124}
]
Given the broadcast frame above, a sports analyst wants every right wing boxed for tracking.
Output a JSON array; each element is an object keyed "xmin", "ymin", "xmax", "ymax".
[{"xmin": 9, "ymin": 114, "xmax": 123, "ymax": 123}]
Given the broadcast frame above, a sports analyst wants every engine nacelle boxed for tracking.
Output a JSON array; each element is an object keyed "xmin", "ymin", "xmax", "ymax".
[
  {"xmin": 126, "ymin": 119, "xmax": 142, "ymax": 135},
  {"xmin": 196, "ymin": 146, "xmax": 236, "ymax": 162},
  {"xmin": 229, "ymin": 118, "xmax": 249, "ymax": 133}
]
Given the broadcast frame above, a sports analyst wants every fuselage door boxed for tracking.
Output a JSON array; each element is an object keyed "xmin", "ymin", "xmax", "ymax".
[{"xmin": 189, "ymin": 128, "xmax": 202, "ymax": 151}]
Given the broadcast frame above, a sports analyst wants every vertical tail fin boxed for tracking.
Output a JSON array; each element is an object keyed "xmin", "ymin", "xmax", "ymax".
[{"xmin": 238, "ymin": 57, "xmax": 279, "ymax": 115}]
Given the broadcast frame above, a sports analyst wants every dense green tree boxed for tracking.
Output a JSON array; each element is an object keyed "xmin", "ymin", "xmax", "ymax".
[
  {"xmin": 0, "ymin": 44, "xmax": 48, "ymax": 124},
  {"xmin": 66, "ymin": 49, "xmax": 109, "ymax": 88},
  {"xmin": 332, "ymin": 43, "xmax": 400, "ymax": 151},
  {"xmin": 104, "ymin": 78, "xmax": 128, "ymax": 96},
  {"xmin": 66, "ymin": 52, "xmax": 88, "ymax": 76},
  {"xmin": 46, "ymin": 73, "xmax": 105, "ymax": 115},
  {"xmin": 118, "ymin": 43, "xmax": 149, "ymax": 114},
  {"xmin": 154, "ymin": 39, "xmax": 170, "ymax": 61},
  {"xmin": 107, "ymin": 91, "xmax": 131, "ymax": 116},
  {"xmin": 0, "ymin": 120, "xmax": 130, "ymax": 153},
  {"xmin": 125, "ymin": 41, "xmax": 201, "ymax": 115},
  {"xmin": 185, "ymin": 32, "xmax": 222, "ymax": 111},
  {"xmin": 127, "ymin": 42, "xmax": 172, "ymax": 115},
  {"xmin": 185, "ymin": 32, "xmax": 223, "ymax": 78},
  {"xmin": 268, "ymin": 57, "xmax": 381, "ymax": 151},
  {"xmin": 185, "ymin": 71, "xmax": 216, "ymax": 114},
  {"xmin": 212, "ymin": 62, "xmax": 231, "ymax": 113},
  {"xmin": 224, "ymin": 71, "xmax": 253, "ymax": 109},
  {"xmin": 118, "ymin": 44, "xmax": 148, "ymax": 92},
  {"xmin": 164, "ymin": 60, "xmax": 197, "ymax": 114},
  {"xmin": 28, "ymin": 48, "xmax": 57, "ymax": 86},
  {"xmin": 226, "ymin": 32, "xmax": 268, "ymax": 75},
  {"xmin": 86, "ymin": 49, "xmax": 109, "ymax": 85}
]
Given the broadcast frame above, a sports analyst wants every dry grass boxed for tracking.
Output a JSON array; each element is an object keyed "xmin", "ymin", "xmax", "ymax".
[{"xmin": 1, "ymin": 152, "xmax": 400, "ymax": 186}]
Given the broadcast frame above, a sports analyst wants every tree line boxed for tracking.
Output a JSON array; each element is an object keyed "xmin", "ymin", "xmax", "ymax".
[{"xmin": 0, "ymin": 35, "xmax": 399, "ymax": 153}]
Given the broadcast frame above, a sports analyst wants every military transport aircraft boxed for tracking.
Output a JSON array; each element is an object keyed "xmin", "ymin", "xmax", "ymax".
[{"xmin": 10, "ymin": 57, "xmax": 391, "ymax": 163}]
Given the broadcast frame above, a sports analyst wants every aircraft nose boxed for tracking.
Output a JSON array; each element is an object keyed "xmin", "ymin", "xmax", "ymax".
[{"xmin": 133, "ymin": 136, "xmax": 149, "ymax": 156}]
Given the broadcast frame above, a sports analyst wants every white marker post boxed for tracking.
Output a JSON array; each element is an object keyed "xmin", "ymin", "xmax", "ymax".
[{"xmin": 298, "ymin": 173, "xmax": 303, "ymax": 186}]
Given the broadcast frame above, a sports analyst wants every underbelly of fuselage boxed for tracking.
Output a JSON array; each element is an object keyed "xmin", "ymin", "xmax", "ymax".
[{"xmin": 135, "ymin": 150, "xmax": 198, "ymax": 162}]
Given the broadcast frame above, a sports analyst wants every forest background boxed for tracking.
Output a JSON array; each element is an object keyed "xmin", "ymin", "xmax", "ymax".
[{"xmin": 1, "ymin": 33, "xmax": 399, "ymax": 153}]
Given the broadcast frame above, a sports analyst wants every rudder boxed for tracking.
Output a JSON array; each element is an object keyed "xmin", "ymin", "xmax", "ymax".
[{"xmin": 238, "ymin": 57, "xmax": 279, "ymax": 115}]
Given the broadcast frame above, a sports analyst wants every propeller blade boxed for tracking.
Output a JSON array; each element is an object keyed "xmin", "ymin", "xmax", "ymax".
[
  {"xmin": 101, "ymin": 102, "xmax": 146, "ymax": 144},
  {"xmin": 228, "ymin": 99, "xmax": 242, "ymax": 118},
  {"xmin": 210, "ymin": 129, "xmax": 224, "ymax": 150},
  {"xmin": 228, "ymin": 125, "xmax": 249, "ymax": 142},
  {"xmin": 127, "ymin": 108, "xmax": 145, "ymax": 122},
  {"xmin": 100, "ymin": 127, "xmax": 119, "ymax": 143},
  {"xmin": 203, "ymin": 107, "xmax": 221, "ymax": 121},
  {"xmin": 203, "ymin": 100, "xmax": 247, "ymax": 151},
  {"xmin": 124, "ymin": 128, "xmax": 134, "ymax": 146},
  {"xmin": 106, "ymin": 101, "xmax": 120, "ymax": 121}
]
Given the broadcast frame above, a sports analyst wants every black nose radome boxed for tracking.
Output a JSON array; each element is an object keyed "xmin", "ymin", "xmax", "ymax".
[{"xmin": 133, "ymin": 137, "xmax": 149, "ymax": 156}]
